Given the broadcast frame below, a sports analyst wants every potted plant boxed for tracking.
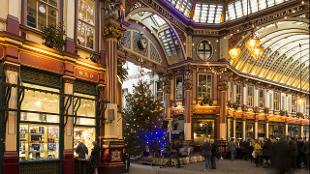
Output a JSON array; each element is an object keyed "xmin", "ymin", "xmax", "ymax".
[
  {"xmin": 41, "ymin": 24, "xmax": 66, "ymax": 51},
  {"xmin": 253, "ymin": 106, "xmax": 260, "ymax": 113},
  {"xmin": 279, "ymin": 110, "xmax": 287, "ymax": 116},
  {"xmin": 296, "ymin": 112, "xmax": 304, "ymax": 118},
  {"xmin": 232, "ymin": 102, "xmax": 240, "ymax": 110},
  {"xmin": 263, "ymin": 107, "xmax": 269, "ymax": 114},
  {"xmin": 241, "ymin": 104, "xmax": 248, "ymax": 112}
]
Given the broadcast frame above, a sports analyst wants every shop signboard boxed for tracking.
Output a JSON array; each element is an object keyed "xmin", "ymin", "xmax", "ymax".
[
  {"xmin": 192, "ymin": 105, "xmax": 217, "ymax": 114},
  {"xmin": 75, "ymin": 67, "xmax": 99, "ymax": 82}
]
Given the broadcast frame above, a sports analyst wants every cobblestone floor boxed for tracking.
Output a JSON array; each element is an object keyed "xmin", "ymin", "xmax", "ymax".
[{"xmin": 128, "ymin": 160, "xmax": 309, "ymax": 174}]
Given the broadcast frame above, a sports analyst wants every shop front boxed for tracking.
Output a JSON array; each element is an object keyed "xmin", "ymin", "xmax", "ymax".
[
  {"xmin": 257, "ymin": 121, "xmax": 266, "ymax": 139},
  {"xmin": 245, "ymin": 120, "xmax": 254, "ymax": 140},
  {"xmin": 268, "ymin": 122, "xmax": 285, "ymax": 139},
  {"xmin": 235, "ymin": 119, "xmax": 243, "ymax": 139},
  {"xmin": 288, "ymin": 124, "xmax": 300, "ymax": 138},
  {"xmin": 192, "ymin": 114, "xmax": 215, "ymax": 145}
]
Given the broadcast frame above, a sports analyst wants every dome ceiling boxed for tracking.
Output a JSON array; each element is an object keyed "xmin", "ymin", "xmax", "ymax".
[
  {"xmin": 165, "ymin": 0, "xmax": 289, "ymax": 24},
  {"xmin": 230, "ymin": 20, "xmax": 310, "ymax": 92}
]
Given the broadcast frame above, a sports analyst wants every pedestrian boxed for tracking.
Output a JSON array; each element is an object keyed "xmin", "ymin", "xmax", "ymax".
[
  {"xmin": 262, "ymin": 139, "xmax": 272, "ymax": 168},
  {"xmin": 75, "ymin": 141, "xmax": 88, "ymax": 159},
  {"xmin": 272, "ymin": 139, "xmax": 291, "ymax": 174},
  {"xmin": 89, "ymin": 141, "xmax": 100, "ymax": 174},
  {"xmin": 202, "ymin": 138, "xmax": 212, "ymax": 170},
  {"xmin": 228, "ymin": 138, "xmax": 236, "ymax": 160},
  {"xmin": 123, "ymin": 148, "xmax": 130, "ymax": 173},
  {"xmin": 211, "ymin": 140, "xmax": 218, "ymax": 169},
  {"xmin": 296, "ymin": 138, "xmax": 304, "ymax": 168},
  {"xmin": 304, "ymin": 139, "xmax": 309, "ymax": 169},
  {"xmin": 253, "ymin": 139, "xmax": 262, "ymax": 167}
]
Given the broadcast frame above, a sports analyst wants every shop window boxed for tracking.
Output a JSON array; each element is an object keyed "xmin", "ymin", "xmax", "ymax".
[
  {"xmin": 26, "ymin": 0, "xmax": 58, "ymax": 29},
  {"xmin": 235, "ymin": 84, "xmax": 242, "ymax": 104},
  {"xmin": 246, "ymin": 122, "xmax": 254, "ymax": 140},
  {"xmin": 274, "ymin": 92, "xmax": 280, "ymax": 111},
  {"xmin": 258, "ymin": 123, "xmax": 265, "ymax": 138},
  {"xmin": 193, "ymin": 120, "xmax": 214, "ymax": 144},
  {"xmin": 197, "ymin": 74, "xmax": 212, "ymax": 100},
  {"xmin": 175, "ymin": 76, "xmax": 183, "ymax": 101},
  {"xmin": 288, "ymin": 125, "xmax": 300, "ymax": 138},
  {"xmin": 247, "ymin": 86, "xmax": 254, "ymax": 106},
  {"xmin": 77, "ymin": 0, "xmax": 95, "ymax": 49},
  {"xmin": 73, "ymin": 93, "xmax": 96, "ymax": 156},
  {"xmin": 281, "ymin": 95, "xmax": 286, "ymax": 111},
  {"xmin": 292, "ymin": 95, "xmax": 297, "ymax": 113},
  {"xmin": 258, "ymin": 89, "xmax": 264, "ymax": 107},
  {"xmin": 268, "ymin": 124, "xmax": 285, "ymax": 139},
  {"xmin": 304, "ymin": 126, "xmax": 309, "ymax": 139},
  {"xmin": 269, "ymin": 92, "xmax": 273, "ymax": 109},
  {"xmin": 236, "ymin": 121, "xmax": 243, "ymax": 139},
  {"xmin": 19, "ymin": 83, "xmax": 60, "ymax": 161}
]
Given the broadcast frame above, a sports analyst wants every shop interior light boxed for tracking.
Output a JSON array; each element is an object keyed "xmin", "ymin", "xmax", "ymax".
[{"xmin": 228, "ymin": 47, "xmax": 241, "ymax": 59}]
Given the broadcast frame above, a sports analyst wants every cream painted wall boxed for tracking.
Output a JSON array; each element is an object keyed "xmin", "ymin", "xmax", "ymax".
[
  {"xmin": 64, "ymin": 0, "xmax": 75, "ymax": 39},
  {"xmin": 8, "ymin": 0, "xmax": 21, "ymax": 21},
  {"xmin": 0, "ymin": 0, "xmax": 9, "ymax": 19}
]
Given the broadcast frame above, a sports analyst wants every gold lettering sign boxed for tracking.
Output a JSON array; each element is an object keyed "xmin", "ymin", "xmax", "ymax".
[
  {"xmin": 111, "ymin": 150, "xmax": 121, "ymax": 162},
  {"xmin": 192, "ymin": 107, "xmax": 216, "ymax": 114}
]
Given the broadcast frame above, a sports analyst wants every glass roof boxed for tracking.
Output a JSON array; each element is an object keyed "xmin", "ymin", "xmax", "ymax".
[
  {"xmin": 164, "ymin": 0, "xmax": 291, "ymax": 23},
  {"xmin": 230, "ymin": 20, "xmax": 310, "ymax": 91},
  {"xmin": 227, "ymin": 0, "xmax": 289, "ymax": 20},
  {"xmin": 129, "ymin": 11, "xmax": 183, "ymax": 60},
  {"xmin": 166, "ymin": 0, "xmax": 192, "ymax": 17},
  {"xmin": 193, "ymin": 3, "xmax": 223, "ymax": 24}
]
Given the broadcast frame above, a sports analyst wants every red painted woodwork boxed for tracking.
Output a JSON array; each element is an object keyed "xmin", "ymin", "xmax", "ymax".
[
  {"xmin": 6, "ymin": 15, "xmax": 20, "ymax": 36},
  {"xmin": 65, "ymin": 37, "xmax": 76, "ymax": 54},
  {"xmin": 3, "ymin": 151, "xmax": 19, "ymax": 174},
  {"xmin": 62, "ymin": 149, "xmax": 75, "ymax": 174}
]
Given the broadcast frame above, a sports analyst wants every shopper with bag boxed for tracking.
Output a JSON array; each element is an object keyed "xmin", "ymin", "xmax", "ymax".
[{"xmin": 253, "ymin": 140, "xmax": 262, "ymax": 167}]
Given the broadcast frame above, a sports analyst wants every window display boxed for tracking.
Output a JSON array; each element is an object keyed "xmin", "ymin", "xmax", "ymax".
[
  {"xmin": 193, "ymin": 120, "xmax": 214, "ymax": 144},
  {"xmin": 236, "ymin": 120, "xmax": 243, "ymax": 139},
  {"xmin": 288, "ymin": 125, "xmax": 300, "ymax": 138},
  {"xmin": 246, "ymin": 122, "xmax": 254, "ymax": 139},
  {"xmin": 269, "ymin": 124, "xmax": 285, "ymax": 139},
  {"xmin": 73, "ymin": 93, "xmax": 96, "ymax": 157},
  {"xmin": 73, "ymin": 127, "xmax": 95, "ymax": 157},
  {"xmin": 19, "ymin": 124, "xmax": 59, "ymax": 161},
  {"xmin": 258, "ymin": 123, "xmax": 265, "ymax": 138},
  {"xmin": 19, "ymin": 83, "xmax": 60, "ymax": 161}
]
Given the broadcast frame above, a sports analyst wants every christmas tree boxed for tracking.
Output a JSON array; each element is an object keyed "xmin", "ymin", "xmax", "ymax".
[{"xmin": 122, "ymin": 80, "xmax": 168, "ymax": 157}]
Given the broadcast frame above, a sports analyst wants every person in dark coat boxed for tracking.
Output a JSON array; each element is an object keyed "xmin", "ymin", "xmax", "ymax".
[
  {"xmin": 288, "ymin": 139, "xmax": 298, "ymax": 169},
  {"xmin": 202, "ymin": 139, "xmax": 212, "ymax": 170},
  {"xmin": 262, "ymin": 139, "xmax": 272, "ymax": 168},
  {"xmin": 211, "ymin": 141, "xmax": 218, "ymax": 169},
  {"xmin": 296, "ymin": 138, "xmax": 304, "ymax": 168},
  {"xmin": 75, "ymin": 141, "xmax": 88, "ymax": 159},
  {"xmin": 89, "ymin": 141, "xmax": 100, "ymax": 174},
  {"xmin": 272, "ymin": 139, "xmax": 291, "ymax": 174}
]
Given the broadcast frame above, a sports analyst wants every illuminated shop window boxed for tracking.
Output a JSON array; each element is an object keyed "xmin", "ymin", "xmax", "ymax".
[
  {"xmin": 26, "ymin": 0, "xmax": 58, "ymax": 29},
  {"xmin": 175, "ymin": 76, "xmax": 183, "ymax": 101},
  {"xmin": 274, "ymin": 92, "xmax": 281, "ymax": 111},
  {"xmin": 73, "ymin": 93, "xmax": 96, "ymax": 156},
  {"xmin": 166, "ymin": 0, "xmax": 192, "ymax": 17},
  {"xmin": 193, "ymin": 120, "xmax": 214, "ymax": 144},
  {"xmin": 197, "ymin": 41, "xmax": 212, "ymax": 60},
  {"xmin": 197, "ymin": 74, "xmax": 212, "ymax": 100},
  {"xmin": 193, "ymin": 4, "xmax": 223, "ymax": 23},
  {"xmin": 246, "ymin": 122, "xmax": 254, "ymax": 139},
  {"xmin": 247, "ymin": 86, "xmax": 254, "ymax": 107},
  {"xmin": 227, "ymin": 0, "xmax": 288, "ymax": 20},
  {"xmin": 258, "ymin": 123, "xmax": 265, "ymax": 138},
  {"xmin": 19, "ymin": 83, "xmax": 60, "ymax": 161},
  {"xmin": 77, "ymin": 0, "xmax": 95, "ymax": 49}
]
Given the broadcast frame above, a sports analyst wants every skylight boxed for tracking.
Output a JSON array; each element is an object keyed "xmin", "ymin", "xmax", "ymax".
[
  {"xmin": 158, "ymin": 28, "xmax": 180, "ymax": 57},
  {"xmin": 193, "ymin": 3, "xmax": 223, "ymax": 24},
  {"xmin": 152, "ymin": 14, "xmax": 167, "ymax": 27},
  {"xmin": 166, "ymin": 0, "xmax": 192, "ymax": 17},
  {"xmin": 227, "ymin": 0, "xmax": 289, "ymax": 20}
]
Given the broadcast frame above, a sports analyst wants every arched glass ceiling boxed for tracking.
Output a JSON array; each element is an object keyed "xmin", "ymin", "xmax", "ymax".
[
  {"xmin": 164, "ymin": 0, "xmax": 291, "ymax": 23},
  {"xmin": 230, "ymin": 20, "xmax": 310, "ymax": 91},
  {"xmin": 129, "ymin": 11, "xmax": 184, "ymax": 64},
  {"xmin": 226, "ymin": 0, "xmax": 289, "ymax": 20}
]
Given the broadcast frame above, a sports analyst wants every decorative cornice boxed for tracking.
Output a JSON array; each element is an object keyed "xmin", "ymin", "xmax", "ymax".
[{"xmin": 102, "ymin": 26, "xmax": 125, "ymax": 39}]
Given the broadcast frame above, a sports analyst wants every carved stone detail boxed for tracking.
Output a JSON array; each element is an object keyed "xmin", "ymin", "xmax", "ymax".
[{"xmin": 183, "ymin": 65, "xmax": 192, "ymax": 90}]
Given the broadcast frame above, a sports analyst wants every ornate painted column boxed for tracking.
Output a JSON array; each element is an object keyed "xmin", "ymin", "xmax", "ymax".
[
  {"xmin": 242, "ymin": 119, "xmax": 246, "ymax": 140},
  {"xmin": 218, "ymin": 74, "xmax": 228, "ymax": 140},
  {"xmin": 100, "ymin": 1, "xmax": 126, "ymax": 173},
  {"xmin": 2, "ymin": 51, "xmax": 20, "ymax": 174},
  {"xmin": 254, "ymin": 120, "xmax": 258, "ymax": 139},
  {"xmin": 233, "ymin": 118, "xmax": 236, "ymax": 139},
  {"xmin": 183, "ymin": 66, "xmax": 192, "ymax": 142},
  {"xmin": 62, "ymin": 75, "xmax": 75, "ymax": 174},
  {"xmin": 163, "ymin": 73, "xmax": 172, "ymax": 140},
  {"xmin": 266, "ymin": 121, "xmax": 269, "ymax": 139}
]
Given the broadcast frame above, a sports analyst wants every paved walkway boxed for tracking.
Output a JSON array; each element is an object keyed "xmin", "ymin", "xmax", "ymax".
[{"xmin": 128, "ymin": 160, "xmax": 309, "ymax": 174}]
